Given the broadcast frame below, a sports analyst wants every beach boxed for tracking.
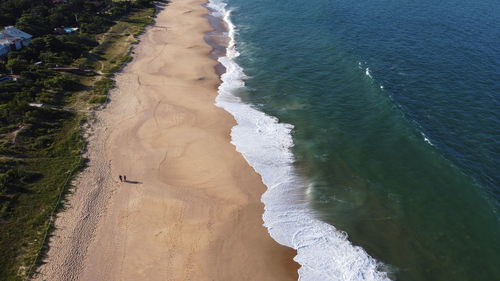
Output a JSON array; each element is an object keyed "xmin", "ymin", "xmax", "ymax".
[{"xmin": 35, "ymin": 0, "xmax": 298, "ymax": 280}]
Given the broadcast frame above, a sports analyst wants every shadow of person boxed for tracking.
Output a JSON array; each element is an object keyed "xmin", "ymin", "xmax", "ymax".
[{"xmin": 124, "ymin": 180, "xmax": 142, "ymax": 184}]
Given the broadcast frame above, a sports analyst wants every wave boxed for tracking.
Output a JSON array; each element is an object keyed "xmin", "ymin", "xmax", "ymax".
[
  {"xmin": 359, "ymin": 62, "xmax": 384, "ymax": 89},
  {"xmin": 358, "ymin": 62, "xmax": 433, "ymax": 149},
  {"xmin": 206, "ymin": 1, "xmax": 392, "ymax": 280},
  {"xmin": 365, "ymin": 67, "xmax": 373, "ymax": 79},
  {"xmin": 421, "ymin": 132, "xmax": 434, "ymax": 146}
]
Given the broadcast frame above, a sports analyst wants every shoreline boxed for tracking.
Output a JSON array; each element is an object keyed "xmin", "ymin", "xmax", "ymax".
[
  {"xmin": 201, "ymin": 1, "xmax": 393, "ymax": 280},
  {"xmin": 35, "ymin": 0, "xmax": 298, "ymax": 280}
]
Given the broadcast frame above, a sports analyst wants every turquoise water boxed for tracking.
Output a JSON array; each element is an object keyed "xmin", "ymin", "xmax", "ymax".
[{"xmin": 211, "ymin": 0, "xmax": 500, "ymax": 280}]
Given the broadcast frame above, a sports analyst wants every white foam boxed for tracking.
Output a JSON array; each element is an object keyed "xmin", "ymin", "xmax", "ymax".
[
  {"xmin": 365, "ymin": 67, "xmax": 373, "ymax": 79},
  {"xmin": 421, "ymin": 132, "xmax": 434, "ymax": 146},
  {"xmin": 207, "ymin": 1, "xmax": 392, "ymax": 280}
]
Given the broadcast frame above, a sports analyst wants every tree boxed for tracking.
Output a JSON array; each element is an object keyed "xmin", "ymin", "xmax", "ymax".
[
  {"xmin": 0, "ymin": 60, "xmax": 7, "ymax": 74},
  {"xmin": 15, "ymin": 12, "xmax": 51, "ymax": 36},
  {"xmin": 6, "ymin": 58, "xmax": 28, "ymax": 74},
  {"xmin": 136, "ymin": 0, "xmax": 155, "ymax": 7},
  {"xmin": 44, "ymin": 75, "xmax": 79, "ymax": 91}
]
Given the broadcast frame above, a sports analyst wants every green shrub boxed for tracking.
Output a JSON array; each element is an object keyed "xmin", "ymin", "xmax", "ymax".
[
  {"xmin": 89, "ymin": 95, "xmax": 107, "ymax": 104},
  {"xmin": 93, "ymin": 78, "xmax": 114, "ymax": 96}
]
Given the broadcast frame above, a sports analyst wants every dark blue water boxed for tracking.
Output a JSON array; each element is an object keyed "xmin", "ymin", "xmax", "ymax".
[
  {"xmin": 221, "ymin": 0, "xmax": 500, "ymax": 280},
  {"xmin": 330, "ymin": 0, "xmax": 500, "ymax": 199}
]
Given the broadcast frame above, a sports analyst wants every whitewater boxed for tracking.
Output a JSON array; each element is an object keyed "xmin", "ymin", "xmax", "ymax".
[{"xmin": 206, "ymin": 0, "xmax": 392, "ymax": 280}]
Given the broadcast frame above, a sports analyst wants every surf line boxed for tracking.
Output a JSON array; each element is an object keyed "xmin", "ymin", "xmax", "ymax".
[{"xmin": 206, "ymin": 0, "xmax": 393, "ymax": 280}]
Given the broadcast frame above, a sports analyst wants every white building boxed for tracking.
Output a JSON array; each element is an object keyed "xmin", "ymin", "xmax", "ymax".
[{"xmin": 0, "ymin": 26, "xmax": 32, "ymax": 57}]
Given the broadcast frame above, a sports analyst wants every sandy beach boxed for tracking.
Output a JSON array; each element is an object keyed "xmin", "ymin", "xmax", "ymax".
[{"xmin": 35, "ymin": 0, "xmax": 298, "ymax": 280}]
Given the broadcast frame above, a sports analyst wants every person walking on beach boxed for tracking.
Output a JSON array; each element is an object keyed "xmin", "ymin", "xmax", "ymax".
[
  {"xmin": 119, "ymin": 175, "xmax": 123, "ymax": 182},
  {"xmin": 123, "ymin": 175, "xmax": 127, "ymax": 182}
]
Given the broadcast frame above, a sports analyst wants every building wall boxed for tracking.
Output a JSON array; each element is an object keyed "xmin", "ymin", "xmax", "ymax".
[
  {"xmin": 0, "ymin": 43, "xmax": 9, "ymax": 56},
  {"xmin": 22, "ymin": 38, "xmax": 31, "ymax": 47}
]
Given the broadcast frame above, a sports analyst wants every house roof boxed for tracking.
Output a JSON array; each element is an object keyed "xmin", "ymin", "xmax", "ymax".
[
  {"xmin": 0, "ymin": 39, "xmax": 11, "ymax": 46},
  {"xmin": 0, "ymin": 26, "xmax": 32, "ymax": 43}
]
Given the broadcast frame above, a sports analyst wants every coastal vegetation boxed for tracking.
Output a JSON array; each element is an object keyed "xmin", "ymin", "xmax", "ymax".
[{"xmin": 0, "ymin": 0, "xmax": 159, "ymax": 280}]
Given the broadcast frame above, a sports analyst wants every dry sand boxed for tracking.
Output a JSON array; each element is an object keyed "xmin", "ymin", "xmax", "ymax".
[{"xmin": 35, "ymin": 0, "xmax": 298, "ymax": 280}]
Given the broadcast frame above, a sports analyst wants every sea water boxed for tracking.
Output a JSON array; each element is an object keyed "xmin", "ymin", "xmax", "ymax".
[{"xmin": 206, "ymin": 0, "xmax": 500, "ymax": 280}]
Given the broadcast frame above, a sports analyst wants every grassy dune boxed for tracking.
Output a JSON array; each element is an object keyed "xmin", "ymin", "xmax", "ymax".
[{"xmin": 0, "ymin": 6, "xmax": 156, "ymax": 280}]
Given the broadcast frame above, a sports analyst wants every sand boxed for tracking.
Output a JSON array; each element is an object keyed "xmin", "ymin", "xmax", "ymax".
[{"xmin": 34, "ymin": 0, "xmax": 298, "ymax": 280}]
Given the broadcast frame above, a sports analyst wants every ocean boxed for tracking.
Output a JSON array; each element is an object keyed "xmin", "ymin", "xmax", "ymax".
[{"xmin": 206, "ymin": 0, "xmax": 500, "ymax": 280}]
